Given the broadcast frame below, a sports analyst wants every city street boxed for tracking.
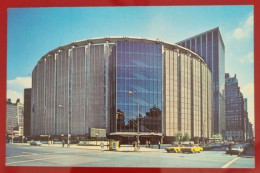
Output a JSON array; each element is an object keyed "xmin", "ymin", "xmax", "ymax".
[{"xmin": 6, "ymin": 143, "xmax": 255, "ymax": 168}]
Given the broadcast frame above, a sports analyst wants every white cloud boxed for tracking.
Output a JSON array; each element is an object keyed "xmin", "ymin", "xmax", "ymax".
[
  {"xmin": 7, "ymin": 90, "xmax": 24, "ymax": 103},
  {"xmin": 7, "ymin": 77, "xmax": 32, "ymax": 87},
  {"xmin": 232, "ymin": 14, "xmax": 253, "ymax": 39},
  {"xmin": 7, "ymin": 77, "xmax": 32, "ymax": 103},
  {"xmin": 241, "ymin": 83, "xmax": 254, "ymax": 125},
  {"xmin": 241, "ymin": 83, "xmax": 254, "ymax": 98},
  {"xmin": 239, "ymin": 52, "xmax": 254, "ymax": 63}
]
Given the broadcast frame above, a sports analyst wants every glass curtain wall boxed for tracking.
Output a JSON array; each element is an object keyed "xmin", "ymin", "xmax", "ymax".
[{"xmin": 115, "ymin": 41, "xmax": 162, "ymax": 133}]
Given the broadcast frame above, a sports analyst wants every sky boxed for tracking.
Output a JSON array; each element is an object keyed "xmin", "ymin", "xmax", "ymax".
[{"xmin": 7, "ymin": 6, "xmax": 254, "ymax": 126}]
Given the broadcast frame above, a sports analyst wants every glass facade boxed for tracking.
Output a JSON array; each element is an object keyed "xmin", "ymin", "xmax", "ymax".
[{"xmin": 113, "ymin": 41, "xmax": 162, "ymax": 133}]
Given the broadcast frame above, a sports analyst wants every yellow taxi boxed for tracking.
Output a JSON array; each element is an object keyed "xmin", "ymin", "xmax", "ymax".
[
  {"xmin": 195, "ymin": 144, "xmax": 203, "ymax": 151},
  {"xmin": 181, "ymin": 144, "xmax": 201, "ymax": 153},
  {"xmin": 165, "ymin": 144, "xmax": 182, "ymax": 153}
]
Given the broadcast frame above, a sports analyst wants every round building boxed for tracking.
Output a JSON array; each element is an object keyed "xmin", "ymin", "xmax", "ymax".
[{"xmin": 31, "ymin": 37, "xmax": 212, "ymax": 143}]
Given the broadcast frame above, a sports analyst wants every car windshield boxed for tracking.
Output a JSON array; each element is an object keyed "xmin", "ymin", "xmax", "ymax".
[{"xmin": 232, "ymin": 145, "xmax": 241, "ymax": 149}]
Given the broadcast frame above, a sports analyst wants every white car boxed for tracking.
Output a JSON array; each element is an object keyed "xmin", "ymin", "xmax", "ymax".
[{"xmin": 226, "ymin": 145, "xmax": 244, "ymax": 155}]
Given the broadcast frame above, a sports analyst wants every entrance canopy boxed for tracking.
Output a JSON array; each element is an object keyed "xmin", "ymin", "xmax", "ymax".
[{"xmin": 110, "ymin": 132, "xmax": 162, "ymax": 137}]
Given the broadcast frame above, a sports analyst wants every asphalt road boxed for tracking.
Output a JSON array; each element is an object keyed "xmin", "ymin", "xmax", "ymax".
[{"xmin": 6, "ymin": 144, "xmax": 255, "ymax": 168}]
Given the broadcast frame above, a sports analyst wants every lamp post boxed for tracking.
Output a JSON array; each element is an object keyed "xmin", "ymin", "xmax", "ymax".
[
  {"xmin": 128, "ymin": 90, "xmax": 140, "ymax": 151},
  {"xmin": 202, "ymin": 134, "xmax": 205, "ymax": 146},
  {"xmin": 96, "ymin": 133, "xmax": 99, "ymax": 146},
  {"xmin": 58, "ymin": 104, "xmax": 70, "ymax": 148}
]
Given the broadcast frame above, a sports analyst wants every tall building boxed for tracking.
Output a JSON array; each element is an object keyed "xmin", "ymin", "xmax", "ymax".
[
  {"xmin": 6, "ymin": 99, "xmax": 24, "ymax": 138},
  {"xmin": 177, "ymin": 27, "xmax": 225, "ymax": 135},
  {"xmin": 244, "ymin": 98, "xmax": 249, "ymax": 140},
  {"xmin": 224, "ymin": 73, "xmax": 245, "ymax": 142},
  {"xmin": 24, "ymin": 88, "xmax": 32, "ymax": 137},
  {"xmin": 248, "ymin": 122, "xmax": 254, "ymax": 141},
  {"xmin": 31, "ymin": 37, "xmax": 212, "ymax": 143}
]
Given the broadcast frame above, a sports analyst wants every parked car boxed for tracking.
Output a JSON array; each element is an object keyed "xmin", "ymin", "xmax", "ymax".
[
  {"xmin": 226, "ymin": 145, "xmax": 244, "ymax": 155},
  {"xmin": 239, "ymin": 143, "xmax": 250, "ymax": 150},
  {"xmin": 194, "ymin": 144, "xmax": 203, "ymax": 151},
  {"xmin": 30, "ymin": 141, "xmax": 42, "ymax": 146},
  {"xmin": 181, "ymin": 144, "xmax": 201, "ymax": 153},
  {"xmin": 165, "ymin": 144, "xmax": 182, "ymax": 153}
]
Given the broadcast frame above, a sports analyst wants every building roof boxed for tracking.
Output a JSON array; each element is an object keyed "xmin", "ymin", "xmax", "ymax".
[
  {"xmin": 34, "ymin": 36, "xmax": 209, "ymax": 71},
  {"xmin": 176, "ymin": 27, "xmax": 225, "ymax": 51}
]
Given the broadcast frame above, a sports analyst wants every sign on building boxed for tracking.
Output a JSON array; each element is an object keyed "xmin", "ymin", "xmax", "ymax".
[{"xmin": 89, "ymin": 128, "xmax": 106, "ymax": 138}]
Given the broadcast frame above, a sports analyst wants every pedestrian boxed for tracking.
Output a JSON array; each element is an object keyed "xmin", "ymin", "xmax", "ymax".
[
  {"xmin": 62, "ymin": 140, "xmax": 65, "ymax": 147},
  {"xmin": 228, "ymin": 144, "xmax": 232, "ymax": 150},
  {"xmin": 158, "ymin": 140, "xmax": 161, "ymax": 149},
  {"xmin": 148, "ymin": 140, "xmax": 151, "ymax": 148},
  {"xmin": 134, "ymin": 141, "xmax": 137, "ymax": 151},
  {"xmin": 67, "ymin": 140, "xmax": 70, "ymax": 148},
  {"xmin": 100, "ymin": 141, "xmax": 104, "ymax": 151},
  {"xmin": 146, "ymin": 140, "xmax": 148, "ymax": 148}
]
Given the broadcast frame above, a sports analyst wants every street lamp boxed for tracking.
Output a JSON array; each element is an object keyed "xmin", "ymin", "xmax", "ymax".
[
  {"xmin": 128, "ymin": 90, "xmax": 140, "ymax": 151},
  {"xmin": 202, "ymin": 134, "xmax": 205, "ymax": 146},
  {"xmin": 95, "ymin": 133, "xmax": 99, "ymax": 146},
  {"xmin": 58, "ymin": 104, "xmax": 70, "ymax": 148}
]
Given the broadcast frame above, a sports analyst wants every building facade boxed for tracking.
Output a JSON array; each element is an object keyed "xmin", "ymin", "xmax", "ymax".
[
  {"xmin": 224, "ymin": 73, "xmax": 245, "ymax": 142},
  {"xmin": 31, "ymin": 37, "xmax": 212, "ymax": 143},
  {"xmin": 177, "ymin": 27, "xmax": 225, "ymax": 135},
  {"xmin": 6, "ymin": 99, "xmax": 24, "ymax": 138},
  {"xmin": 24, "ymin": 88, "xmax": 32, "ymax": 137},
  {"xmin": 248, "ymin": 122, "xmax": 254, "ymax": 141}
]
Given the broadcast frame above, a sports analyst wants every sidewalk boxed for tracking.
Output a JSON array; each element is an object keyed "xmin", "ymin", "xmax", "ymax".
[{"xmin": 12, "ymin": 143, "xmax": 163, "ymax": 152}]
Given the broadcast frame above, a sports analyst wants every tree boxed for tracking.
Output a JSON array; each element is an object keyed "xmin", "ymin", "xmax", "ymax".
[
  {"xmin": 183, "ymin": 132, "xmax": 191, "ymax": 141},
  {"xmin": 212, "ymin": 133, "xmax": 223, "ymax": 139},
  {"xmin": 176, "ymin": 131, "xmax": 183, "ymax": 142}
]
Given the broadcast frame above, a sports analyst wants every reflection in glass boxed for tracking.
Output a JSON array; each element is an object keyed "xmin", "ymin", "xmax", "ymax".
[{"xmin": 115, "ymin": 41, "xmax": 162, "ymax": 133}]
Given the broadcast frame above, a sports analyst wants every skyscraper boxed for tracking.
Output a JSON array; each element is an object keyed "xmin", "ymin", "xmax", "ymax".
[
  {"xmin": 177, "ymin": 27, "xmax": 225, "ymax": 135},
  {"xmin": 225, "ymin": 73, "xmax": 245, "ymax": 142}
]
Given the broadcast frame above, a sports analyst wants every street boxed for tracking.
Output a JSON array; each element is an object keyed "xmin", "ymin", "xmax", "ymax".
[{"xmin": 6, "ymin": 143, "xmax": 255, "ymax": 168}]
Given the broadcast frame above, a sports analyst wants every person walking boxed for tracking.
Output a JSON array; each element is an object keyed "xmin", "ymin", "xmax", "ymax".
[
  {"xmin": 158, "ymin": 140, "xmax": 161, "ymax": 149},
  {"xmin": 67, "ymin": 140, "xmax": 70, "ymax": 148},
  {"xmin": 148, "ymin": 140, "xmax": 151, "ymax": 148},
  {"xmin": 145, "ymin": 140, "xmax": 148, "ymax": 148},
  {"xmin": 100, "ymin": 141, "xmax": 104, "ymax": 152},
  {"xmin": 62, "ymin": 140, "xmax": 65, "ymax": 147}
]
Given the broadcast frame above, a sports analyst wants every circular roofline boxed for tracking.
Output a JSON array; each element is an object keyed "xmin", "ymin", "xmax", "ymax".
[{"xmin": 37, "ymin": 36, "xmax": 208, "ymax": 68}]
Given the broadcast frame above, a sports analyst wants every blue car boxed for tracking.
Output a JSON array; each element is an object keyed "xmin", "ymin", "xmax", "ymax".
[{"xmin": 30, "ymin": 141, "xmax": 42, "ymax": 146}]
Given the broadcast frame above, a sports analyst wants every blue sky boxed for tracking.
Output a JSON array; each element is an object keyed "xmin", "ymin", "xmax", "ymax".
[{"xmin": 7, "ymin": 6, "xmax": 254, "ymax": 125}]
